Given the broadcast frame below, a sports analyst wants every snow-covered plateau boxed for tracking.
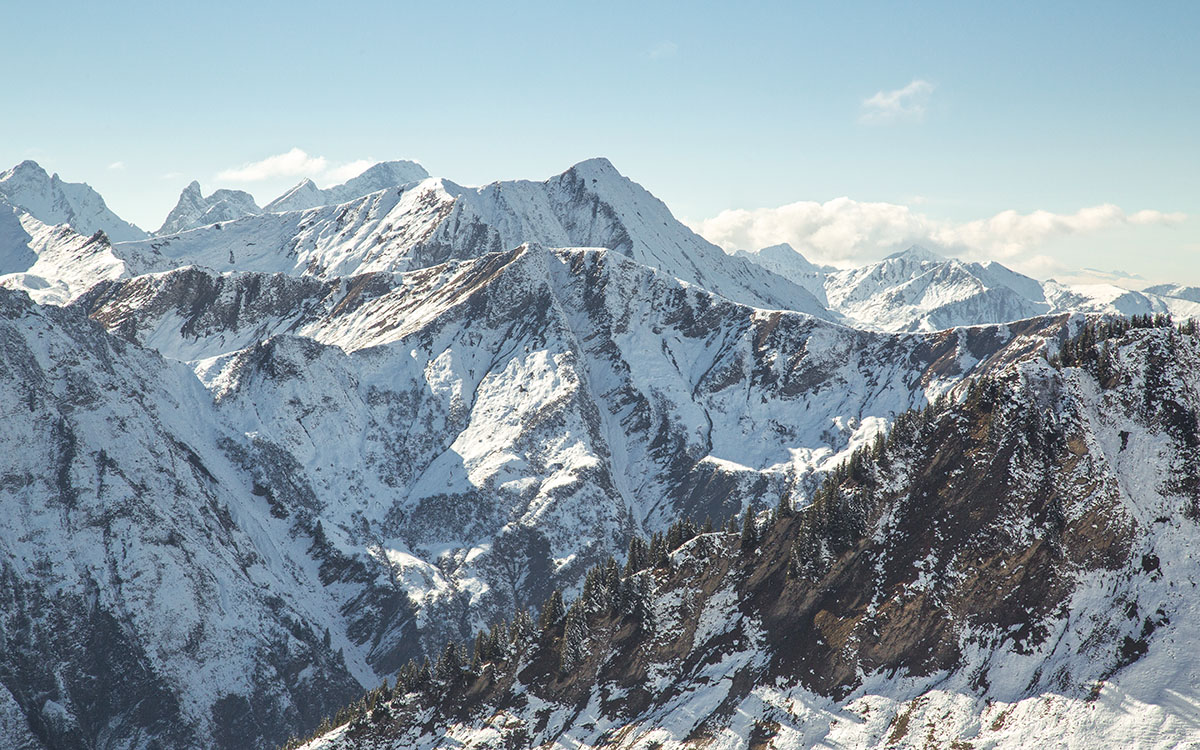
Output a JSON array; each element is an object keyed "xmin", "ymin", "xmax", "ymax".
[{"xmin": 0, "ymin": 156, "xmax": 1197, "ymax": 750}]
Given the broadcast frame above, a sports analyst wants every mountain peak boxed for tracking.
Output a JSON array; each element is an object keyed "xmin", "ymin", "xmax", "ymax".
[
  {"xmin": 9, "ymin": 159, "xmax": 46, "ymax": 176},
  {"xmin": 347, "ymin": 160, "xmax": 428, "ymax": 185},
  {"xmin": 758, "ymin": 243, "xmax": 824, "ymax": 271},
  {"xmin": 158, "ymin": 181, "xmax": 260, "ymax": 235},
  {"xmin": 885, "ymin": 244, "xmax": 945, "ymax": 263},
  {"xmin": 566, "ymin": 157, "xmax": 620, "ymax": 179},
  {"xmin": 0, "ymin": 161, "xmax": 145, "ymax": 242}
]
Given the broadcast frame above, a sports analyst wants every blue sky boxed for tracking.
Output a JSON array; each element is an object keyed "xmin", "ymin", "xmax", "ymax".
[{"xmin": 5, "ymin": 1, "xmax": 1197, "ymax": 282}]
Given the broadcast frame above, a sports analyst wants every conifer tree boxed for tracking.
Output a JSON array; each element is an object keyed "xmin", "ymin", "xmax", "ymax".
[
  {"xmin": 559, "ymin": 601, "xmax": 589, "ymax": 673},
  {"xmin": 539, "ymin": 590, "xmax": 565, "ymax": 631},
  {"xmin": 739, "ymin": 507, "xmax": 758, "ymax": 554}
]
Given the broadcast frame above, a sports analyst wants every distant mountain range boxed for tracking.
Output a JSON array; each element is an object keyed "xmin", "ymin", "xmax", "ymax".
[{"xmin": 735, "ymin": 241, "xmax": 1200, "ymax": 331}]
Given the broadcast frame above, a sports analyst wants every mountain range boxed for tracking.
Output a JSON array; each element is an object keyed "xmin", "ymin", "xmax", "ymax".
[
  {"xmin": 1, "ymin": 156, "xmax": 1198, "ymax": 749},
  {"xmin": 735, "ymin": 241, "xmax": 1200, "ymax": 332}
]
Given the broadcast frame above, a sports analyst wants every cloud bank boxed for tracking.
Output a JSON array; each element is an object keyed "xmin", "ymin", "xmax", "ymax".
[
  {"xmin": 217, "ymin": 148, "xmax": 372, "ymax": 187},
  {"xmin": 861, "ymin": 79, "xmax": 935, "ymax": 124},
  {"xmin": 693, "ymin": 198, "xmax": 1186, "ymax": 276}
]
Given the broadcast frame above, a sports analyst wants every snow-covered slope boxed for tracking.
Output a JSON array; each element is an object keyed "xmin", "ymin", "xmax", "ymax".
[
  {"xmin": 297, "ymin": 321, "xmax": 1200, "ymax": 750},
  {"xmin": 263, "ymin": 161, "xmax": 430, "ymax": 213},
  {"xmin": 0, "ymin": 161, "xmax": 146, "ymax": 242},
  {"xmin": 0, "ymin": 209, "xmax": 126, "ymax": 306},
  {"xmin": 0, "ymin": 202, "xmax": 37, "ymax": 274},
  {"xmin": 157, "ymin": 181, "xmax": 260, "ymax": 234},
  {"xmin": 0, "ymin": 238, "xmax": 1069, "ymax": 748}
]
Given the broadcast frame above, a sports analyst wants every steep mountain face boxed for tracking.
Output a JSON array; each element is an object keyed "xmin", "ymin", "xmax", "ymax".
[
  {"xmin": 157, "ymin": 181, "xmax": 260, "ymax": 235},
  {"xmin": 1, "ymin": 241, "xmax": 1068, "ymax": 749},
  {"xmin": 263, "ymin": 161, "xmax": 431, "ymax": 214},
  {"xmin": 0, "ymin": 288, "xmax": 365, "ymax": 750},
  {"xmin": 0, "ymin": 161, "xmax": 146, "ymax": 242},
  {"xmin": 298, "ymin": 321, "xmax": 1200, "ymax": 750}
]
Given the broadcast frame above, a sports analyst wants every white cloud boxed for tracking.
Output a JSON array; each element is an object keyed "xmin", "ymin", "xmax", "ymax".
[
  {"xmin": 319, "ymin": 159, "xmax": 374, "ymax": 186},
  {"xmin": 217, "ymin": 148, "xmax": 384, "ymax": 188},
  {"xmin": 107, "ymin": 161, "xmax": 125, "ymax": 170},
  {"xmin": 217, "ymin": 148, "xmax": 329, "ymax": 182},
  {"xmin": 648, "ymin": 41, "xmax": 678, "ymax": 59},
  {"xmin": 693, "ymin": 198, "xmax": 1185, "ymax": 275},
  {"xmin": 860, "ymin": 79, "xmax": 935, "ymax": 124}
]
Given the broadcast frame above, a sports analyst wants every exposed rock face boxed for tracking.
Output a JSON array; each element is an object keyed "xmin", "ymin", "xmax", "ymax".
[{"xmin": 298, "ymin": 322, "xmax": 1200, "ymax": 750}]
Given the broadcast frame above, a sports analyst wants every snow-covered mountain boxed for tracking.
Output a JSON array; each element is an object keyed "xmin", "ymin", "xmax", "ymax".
[
  {"xmin": 0, "ymin": 241, "xmax": 1060, "ymax": 748},
  {"xmin": 1044, "ymin": 280, "xmax": 1200, "ymax": 320},
  {"xmin": 0, "ymin": 161, "xmax": 146, "ymax": 242},
  {"xmin": 822, "ymin": 246, "xmax": 1051, "ymax": 332},
  {"xmin": 733, "ymin": 243, "xmax": 1200, "ymax": 333},
  {"xmin": 4, "ymin": 155, "xmax": 1200, "ymax": 750},
  {"xmin": 1, "ymin": 233, "xmax": 1065, "ymax": 748},
  {"xmin": 262, "ymin": 161, "xmax": 431, "ymax": 214},
  {"xmin": 1144, "ymin": 283, "xmax": 1200, "ymax": 303},
  {"xmin": 157, "ymin": 181, "xmax": 260, "ymax": 234},
  {"xmin": 78, "ymin": 244, "xmax": 1056, "ymax": 646},
  {"xmin": 298, "ymin": 320, "xmax": 1200, "ymax": 750}
]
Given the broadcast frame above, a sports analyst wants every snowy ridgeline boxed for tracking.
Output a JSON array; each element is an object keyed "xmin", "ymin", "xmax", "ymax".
[{"xmin": 0, "ymin": 155, "xmax": 1197, "ymax": 749}]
